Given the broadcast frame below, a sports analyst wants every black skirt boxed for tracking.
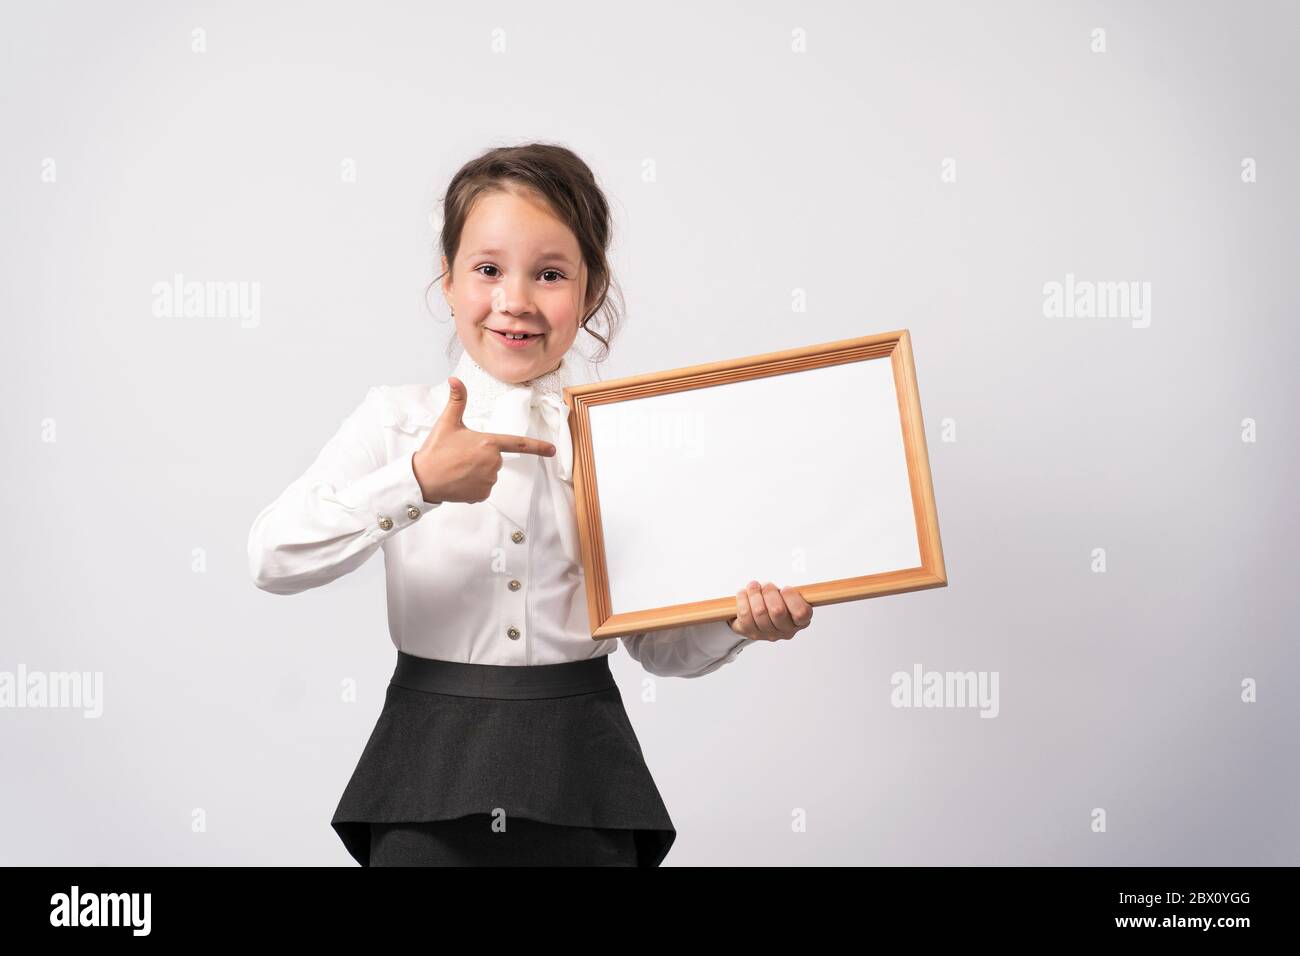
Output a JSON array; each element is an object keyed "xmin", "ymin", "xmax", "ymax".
[
  {"xmin": 331, "ymin": 651, "xmax": 677, "ymax": 867},
  {"xmin": 366, "ymin": 815, "xmax": 639, "ymax": 866}
]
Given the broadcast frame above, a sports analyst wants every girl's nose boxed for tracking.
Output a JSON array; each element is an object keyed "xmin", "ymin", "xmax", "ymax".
[{"xmin": 492, "ymin": 279, "xmax": 535, "ymax": 316}]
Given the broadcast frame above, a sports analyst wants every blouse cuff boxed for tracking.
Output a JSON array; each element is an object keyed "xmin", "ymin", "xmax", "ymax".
[
  {"xmin": 679, "ymin": 618, "xmax": 751, "ymax": 665},
  {"xmin": 336, "ymin": 453, "xmax": 439, "ymax": 538}
]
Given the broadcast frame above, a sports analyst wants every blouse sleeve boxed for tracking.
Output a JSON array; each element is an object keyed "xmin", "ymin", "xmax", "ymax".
[
  {"xmin": 247, "ymin": 386, "xmax": 439, "ymax": 595},
  {"xmin": 620, "ymin": 619, "xmax": 751, "ymax": 679}
]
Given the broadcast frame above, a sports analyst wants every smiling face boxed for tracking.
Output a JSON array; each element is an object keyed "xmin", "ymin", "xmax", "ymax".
[{"xmin": 442, "ymin": 187, "xmax": 588, "ymax": 384}]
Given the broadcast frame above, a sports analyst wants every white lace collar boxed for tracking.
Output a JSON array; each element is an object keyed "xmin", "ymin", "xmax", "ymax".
[{"xmin": 451, "ymin": 347, "xmax": 577, "ymax": 420}]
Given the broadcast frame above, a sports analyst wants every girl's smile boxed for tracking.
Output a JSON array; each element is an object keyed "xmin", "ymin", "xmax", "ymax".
[{"xmin": 486, "ymin": 326, "xmax": 544, "ymax": 349}]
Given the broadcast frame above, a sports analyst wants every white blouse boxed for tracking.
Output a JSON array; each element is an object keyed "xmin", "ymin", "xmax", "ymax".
[{"xmin": 247, "ymin": 348, "xmax": 751, "ymax": 678}]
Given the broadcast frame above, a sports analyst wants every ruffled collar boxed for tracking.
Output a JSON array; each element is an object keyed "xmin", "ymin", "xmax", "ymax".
[{"xmin": 452, "ymin": 348, "xmax": 576, "ymax": 420}]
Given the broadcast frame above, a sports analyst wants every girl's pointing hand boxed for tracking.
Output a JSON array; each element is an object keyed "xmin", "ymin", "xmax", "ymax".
[
  {"xmin": 727, "ymin": 581, "xmax": 813, "ymax": 641},
  {"xmin": 412, "ymin": 376, "xmax": 556, "ymax": 505}
]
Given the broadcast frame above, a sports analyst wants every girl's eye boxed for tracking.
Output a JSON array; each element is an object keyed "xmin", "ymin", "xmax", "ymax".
[{"xmin": 474, "ymin": 264, "xmax": 566, "ymax": 282}]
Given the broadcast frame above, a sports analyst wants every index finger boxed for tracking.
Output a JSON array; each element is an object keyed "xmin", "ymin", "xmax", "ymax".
[
  {"xmin": 780, "ymin": 586, "xmax": 814, "ymax": 625},
  {"xmin": 481, "ymin": 431, "xmax": 556, "ymax": 457}
]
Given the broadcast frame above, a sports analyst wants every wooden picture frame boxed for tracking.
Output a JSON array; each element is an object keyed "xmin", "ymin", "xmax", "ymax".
[{"xmin": 563, "ymin": 329, "xmax": 946, "ymax": 640}]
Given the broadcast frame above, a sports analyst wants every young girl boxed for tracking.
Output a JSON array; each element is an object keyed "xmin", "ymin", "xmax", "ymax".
[{"xmin": 247, "ymin": 143, "xmax": 813, "ymax": 867}]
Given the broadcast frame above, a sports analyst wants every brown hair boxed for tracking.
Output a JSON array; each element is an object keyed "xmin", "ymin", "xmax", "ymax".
[{"xmin": 427, "ymin": 142, "xmax": 624, "ymax": 367}]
